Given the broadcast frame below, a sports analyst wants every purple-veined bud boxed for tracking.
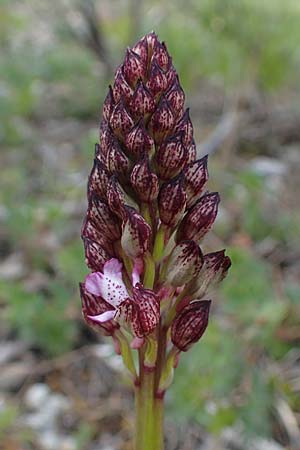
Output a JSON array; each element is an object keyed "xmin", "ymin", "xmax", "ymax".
[
  {"xmin": 186, "ymin": 140, "xmax": 197, "ymax": 165},
  {"xmin": 156, "ymin": 133, "xmax": 187, "ymax": 180},
  {"xmin": 81, "ymin": 218, "xmax": 115, "ymax": 254},
  {"xmin": 175, "ymin": 109, "xmax": 193, "ymax": 147},
  {"xmin": 146, "ymin": 60, "xmax": 168, "ymax": 97},
  {"xmin": 184, "ymin": 155, "xmax": 209, "ymax": 208},
  {"xmin": 187, "ymin": 250, "xmax": 231, "ymax": 298},
  {"xmin": 165, "ymin": 240, "xmax": 203, "ymax": 286},
  {"xmin": 83, "ymin": 237, "xmax": 111, "ymax": 272},
  {"xmin": 176, "ymin": 192, "xmax": 220, "ymax": 242},
  {"xmin": 103, "ymin": 86, "xmax": 115, "ymax": 121},
  {"xmin": 112, "ymin": 66, "xmax": 133, "ymax": 102},
  {"xmin": 80, "ymin": 282, "xmax": 118, "ymax": 335},
  {"xmin": 131, "ymin": 283, "xmax": 160, "ymax": 337},
  {"xmin": 125, "ymin": 119, "xmax": 154, "ymax": 160},
  {"xmin": 105, "ymin": 138, "xmax": 130, "ymax": 178},
  {"xmin": 123, "ymin": 48, "xmax": 147, "ymax": 86},
  {"xmin": 88, "ymin": 159, "xmax": 109, "ymax": 200},
  {"xmin": 158, "ymin": 176, "xmax": 186, "ymax": 228},
  {"xmin": 148, "ymin": 95, "xmax": 175, "ymax": 143},
  {"xmin": 121, "ymin": 207, "xmax": 152, "ymax": 258},
  {"xmin": 109, "ymin": 99, "xmax": 134, "ymax": 139},
  {"xmin": 130, "ymin": 157, "xmax": 159, "ymax": 203},
  {"xmin": 132, "ymin": 35, "xmax": 148, "ymax": 66},
  {"xmin": 171, "ymin": 300, "xmax": 211, "ymax": 351},
  {"xmin": 107, "ymin": 177, "xmax": 127, "ymax": 220},
  {"xmin": 165, "ymin": 75, "xmax": 185, "ymax": 117},
  {"xmin": 87, "ymin": 195, "xmax": 121, "ymax": 241},
  {"xmin": 152, "ymin": 40, "xmax": 171, "ymax": 71},
  {"xmin": 129, "ymin": 81, "xmax": 156, "ymax": 119},
  {"xmin": 146, "ymin": 31, "xmax": 159, "ymax": 52}
]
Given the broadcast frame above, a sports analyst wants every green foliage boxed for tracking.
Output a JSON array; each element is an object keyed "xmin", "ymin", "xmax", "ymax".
[{"xmin": 2, "ymin": 280, "xmax": 77, "ymax": 356}]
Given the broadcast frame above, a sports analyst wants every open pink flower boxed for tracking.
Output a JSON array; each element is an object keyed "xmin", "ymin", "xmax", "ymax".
[{"xmin": 84, "ymin": 258, "xmax": 160, "ymax": 345}]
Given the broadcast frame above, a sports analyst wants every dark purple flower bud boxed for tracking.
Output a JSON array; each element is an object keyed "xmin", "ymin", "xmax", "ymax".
[
  {"xmin": 171, "ymin": 300, "xmax": 211, "ymax": 351},
  {"xmin": 87, "ymin": 195, "xmax": 121, "ymax": 241},
  {"xmin": 129, "ymin": 81, "xmax": 156, "ymax": 118},
  {"xmin": 130, "ymin": 157, "xmax": 159, "ymax": 203},
  {"xmin": 80, "ymin": 282, "xmax": 118, "ymax": 335},
  {"xmin": 112, "ymin": 66, "xmax": 133, "ymax": 102},
  {"xmin": 123, "ymin": 48, "xmax": 147, "ymax": 86},
  {"xmin": 125, "ymin": 119, "xmax": 154, "ymax": 160},
  {"xmin": 88, "ymin": 159, "xmax": 109, "ymax": 200},
  {"xmin": 148, "ymin": 95, "xmax": 175, "ymax": 143},
  {"xmin": 103, "ymin": 86, "xmax": 115, "ymax": 122},
  {"xmin": 146, "ymin": 60, "xmax": 168, "ymax": 97},
  {"xmin": 107, "ymin": 177, "xmax": 127, "ymax": 220},
  {"xmin": 156, "ymin": 133, "xmax": 187, "ymax": 180},
  {"xmin": 176, "ymin": 192, "xmax": 220, "ymax": 242},
  {"xmin": 131, "ymin": 283, "xmax": 160, "ymax": 337},
  {"xmin": 165, "ymin": 75, "xmax": 185, "ymax": 117},
  {"xmin": 165, "ymin": 240, "xmax": 204, "ymax": 286},
  {"xmin": 185, "ymin": 140, "xmax": 197, "ymax": 165},
  {"xmin": 152, "ymin": 40, "xmax": 171, "ymax": 71},
  {"xmin": 158, "ymin": 176, "xmax": 186, "ymax": 228},
  {"xmin": 175, "ymin": 109, "xmax": 193, "ymax": 147},
  {"xmin": 132, "ymin": 35, "xmax": 148, "ymax": 64},
  {"xmin": 188, "ymin": 250, "xmax": 231, "ymax": 298},
  {"xmin": 83, "ymin": 237, "xmax": 111, "ymax": 272},
  {"xmin": 105, "ymin": 138, "xmax": 130, "ymax": 178},
  {"xmin": 184, "ymin": 155, "xmax": 209, "ymax": 208},
  {"xmin": 109, "ymin": 99, "xmax": 134, "ymax": 139},
  {"xmin": 121, "ymin": 207, "xmax": 152, "ymax": 258}
]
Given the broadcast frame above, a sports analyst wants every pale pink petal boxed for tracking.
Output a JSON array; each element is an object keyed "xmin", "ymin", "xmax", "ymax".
[
  {"xmin": 132, "ymin": 257, "xmax": 143, "ymax": 286},
  {"xmin": 85, "ymin": 272, "xmax": 103, "ymax": 297},
  {"xmin": 130, "ymin": 336, "xmax": 145, "ymax": 349},
  {"xmin": 88, "ymin": 258, "xmax": 129, "ymax": 307},
  {"xmin": 87, "ymin": 310, "xmax": 115, "ymax": 323}
]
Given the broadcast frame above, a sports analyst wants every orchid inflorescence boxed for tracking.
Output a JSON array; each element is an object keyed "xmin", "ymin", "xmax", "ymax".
[{"xmin": 80, "ymin": 32, "xmax": 231, "ymax": 448}]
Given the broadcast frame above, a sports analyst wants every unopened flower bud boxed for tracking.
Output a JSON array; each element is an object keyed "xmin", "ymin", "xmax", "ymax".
[
  {"xmin": 184, "ymin": 155, "xmax": 209, "ymax": 208},
  {"xmin": 130, "ymin": 157, "xmax": 159, "ymax": 202},
  {"xmin": 176, "ymin": 192, "xmax": 220, "ymax": 242},
  {"xmin": 165, "ymin": 75, "xmax": 185, "ymax": 117},
  {"xmin": 132, "ymin": 35, "xmax": 148, "ymax": 65},
  {"xmin": 125, "ymin": 119, "xmax": 154, "ymax": 160},
  {"xmin": 188, "ymin": 250, "xmax": 231, "ymax": 298},
  {"xmin": 171, "ymin": 300, "xmax": 211, "ymax": 351},
  {"xmin": 129, "ymin": 81, "xmax": 156, "ymax": 119},
  {"xmin": 112, "ymin": 67, "xmax": 133, "ymax": 102},
  {"xmin": 146, "ymin": 59, "xmax": 168, "ymax": 96},
  {"xmin": 87, "ymin": 195, "xmax": 121, "ymax": 241},
  {"xmin": 103, "ymin": 86, "xmax": 115, "ymax": 121},
  {"xmin": 83, "ymin": 237, "xmax": 111, "ymax": 272},
  {"xmin": 152, "ymin": 40, "xmax": 171, "ymax": 71},
  {"xmin": 109, "ymin": 99, "xmax": 134, "ymax": 139},
  {"xmin": 186, "ymin": 140, "xmax": 197, "ymax": 165},
  {"xmin": 121, "ymin": 207, "xmax": 152, "ymax": 258},
  {"xmin": 105, "ymin": 138, "xmax": 130, "ymax": 178},
  {"xmin": 165, "ymin": 240, "xmax": 203, "ymax": 286},
  {"xmin": 158, "ymin": 176, "xmax": 186, "ymax": 228},
  {"xmin": 88, "ymin": 159, "xmax": 109, "ymax": 200},
  {"xmin": 123, "ymin": 48, "xmax": 147, "ymax": 86},
  {"xmin": 149, "ymin": 95, "xmax": 175, "ymax": 143},
  {"xmin": 175, "ymin": 109, "xmax": 193, "ymax": 147},
  {"xmin": 156, "ymin": 133, "xmax": 187, "ymax": 180},
  {"xmin": 131, "ymin": 283, "xmax": 160, "ymax": 337},
  {"xmin": 107, "ymin": 177, "xmax": 127, "ymax": 220}
]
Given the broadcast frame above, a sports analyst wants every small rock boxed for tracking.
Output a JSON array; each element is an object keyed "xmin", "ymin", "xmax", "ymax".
[
  {"xmin": 24, "ymin": 383, "xmax": 51, "ymax": 410},
  {"xmin": 0, "ymin": 341, "xmax": 28, "ymax": 365}
]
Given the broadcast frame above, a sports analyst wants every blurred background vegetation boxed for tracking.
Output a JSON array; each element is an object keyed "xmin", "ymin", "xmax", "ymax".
[{"xmin": 1, "ymin": 0, "xmax": 300, "ymax": 449}]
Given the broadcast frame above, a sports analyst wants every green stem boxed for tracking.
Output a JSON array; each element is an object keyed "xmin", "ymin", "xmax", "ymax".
[
  {"xmin": 135, "ymin": 369, "xmax": 161, "ymax": 450},
  {"xmin": 153, "ymin": 397, "xmax": 164, "ymax": 450}
]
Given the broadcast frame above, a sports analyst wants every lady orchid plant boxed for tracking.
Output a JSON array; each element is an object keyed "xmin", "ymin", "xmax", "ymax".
[{"xmin": 80, "ymin": 32, "xmax": 231, "ymax": 450}]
